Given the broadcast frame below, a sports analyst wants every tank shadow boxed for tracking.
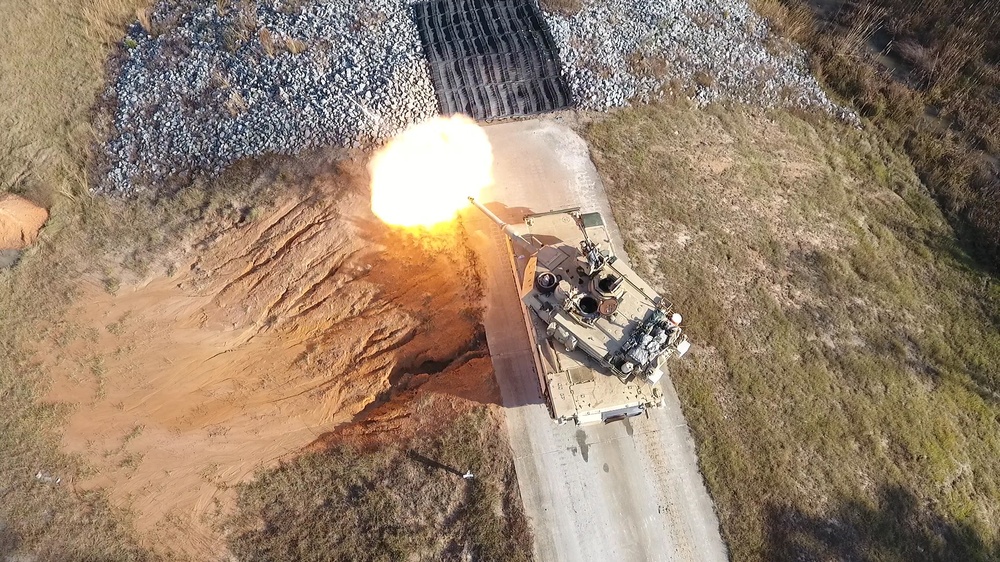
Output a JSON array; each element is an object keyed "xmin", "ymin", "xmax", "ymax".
[
  {"xmin": 407, "ymin": 449, "xmax": 465, "ymax": 477},
  {"xmin": 464, "ymin": 201, "xmax": 552, "ymax": 411}
]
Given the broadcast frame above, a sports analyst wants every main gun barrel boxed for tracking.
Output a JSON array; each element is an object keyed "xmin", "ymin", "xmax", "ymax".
[
  {"xmin": 468, "ymin": 197, "xmax": 507, "ymax": 228},
  {"xmin": 468, "ymin": 197, "xmax": 538, "ymax": 254}
]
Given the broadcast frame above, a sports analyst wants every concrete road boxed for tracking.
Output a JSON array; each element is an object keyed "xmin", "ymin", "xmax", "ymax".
[{"xmin": 466, "ymin": 118, "xmax": 729, "ymax": 562}]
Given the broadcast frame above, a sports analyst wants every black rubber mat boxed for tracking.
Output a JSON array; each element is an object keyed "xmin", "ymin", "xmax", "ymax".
[{"xmin": 412, "ymin": 0, "xmax": 573, "ymax": 120}]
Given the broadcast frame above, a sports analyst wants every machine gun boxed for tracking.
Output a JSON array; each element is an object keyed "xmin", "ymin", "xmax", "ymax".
[{"xmin": 578, "ymin": 233, "xmax": 615, "ymax": 277}]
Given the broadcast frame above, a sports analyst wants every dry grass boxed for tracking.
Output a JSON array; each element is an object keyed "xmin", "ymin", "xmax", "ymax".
[
  {"xmin": 539, "ymin": 0, "xmax": 584, "ymax": 16},
  {"xmin": 258, "ymin": 27, "xmax": 275, "ymax": 58},
  {"xmin": 283, "ymin": 36, "xmax": 307, "ymax": 55},
  {"xmin": 586, "ymin": 100, "xmax": 1000, "ymax": 561},
  {"xmin": 1, "ymin": 3, "xmax": 527, "ymax": 559},
  {"xmin": 693, "ymin": 69, "xmax": 716, "ymax": 88},
  {"xmin": 634, "ymin": 52, "xmax": 668, "ymax": 73},
  {"xmin": 225, "ymin": 90, "xmax": 249, "ymax": 116},
  {"xmin": 753, "ymin": 0, "xmax": 1000, "ymax": 270},
  {"xmin": 0, "ymin": 157, "xmax": 283, "ymax": 559},
  {"xmin": 135, "ymin": 6, "xmax": 153, "ymax": 36},
  {"xmin": 0, "ymin": 0, "xmax": 164, "ymax": 557},
  {"xmin": 228, "ymin": 406, "xmax": 532, "ymax": 562},
  {"xmin": 0, "ymin": 1, "xmax": 293, "ymax": 558},
  {"xmin": 0, "ymin": 0, "xmax": 151, "ymax": 203}
]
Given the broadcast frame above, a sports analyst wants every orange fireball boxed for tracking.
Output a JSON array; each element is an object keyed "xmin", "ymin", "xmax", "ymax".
[{"xmin": 369, "ymin": 115, "xmax": 493, "ymax": 228}]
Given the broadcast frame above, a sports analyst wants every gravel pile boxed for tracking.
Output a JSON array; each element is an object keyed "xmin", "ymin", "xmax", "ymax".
[
  {"xmin": 543, "ymin": 0, "xmax": 855, "ymax": 117},
  {"xmin": 99, "ymin": 0, "xmax": 855, "ymax": 194},
  {"xmin": 100, "ymin": 0, "xmax": 437, "ymax": 194}
]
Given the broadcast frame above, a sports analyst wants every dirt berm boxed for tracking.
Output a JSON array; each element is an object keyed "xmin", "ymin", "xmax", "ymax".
[
  {"xmin": 0, "ymin": 194, "xmax": 48, "ymax": 249},
  {"xmin": 40, "ymin": 165, "xmax": 492, "ymax": 559}
]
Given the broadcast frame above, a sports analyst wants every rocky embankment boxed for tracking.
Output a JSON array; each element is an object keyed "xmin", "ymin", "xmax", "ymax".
[
  {"xmin": 99, "ymin": 0, "xmax": 849, "ymax": 194},
  {"xmin": 101, "ymin": 0, "xmax": 438, "ymax": 194},
  {"xmin": 545, "ymin": 0, "xmax": 851, "ymax": 114}
]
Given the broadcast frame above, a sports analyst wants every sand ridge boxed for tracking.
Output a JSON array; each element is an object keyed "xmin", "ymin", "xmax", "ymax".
[{"xmin": 40, "ymin": 175, "xmax": 488, "ymax": 559}]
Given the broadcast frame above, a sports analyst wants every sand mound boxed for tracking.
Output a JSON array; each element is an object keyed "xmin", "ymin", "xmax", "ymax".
[
  {"xmin": 0, "ymin": 194, "xmax": 48, "ymax": 249},
  {"xmin": 40, "ymin": 171, "xmax": 490, "ymax": 559}
]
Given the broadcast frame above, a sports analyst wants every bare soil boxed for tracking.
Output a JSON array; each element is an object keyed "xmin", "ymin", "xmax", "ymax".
[
  {"xmin": 37, "ymin": 167, "xmax": 492, "ymax": 560},
  {"xmin": 0, "ymin": 194, "xmax": 47, "ymax": 250}
]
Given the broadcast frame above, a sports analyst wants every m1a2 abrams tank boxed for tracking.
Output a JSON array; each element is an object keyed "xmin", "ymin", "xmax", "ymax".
[{"xmin": 469, "ymin": 197, "xmax": 690, "ymax": 424}]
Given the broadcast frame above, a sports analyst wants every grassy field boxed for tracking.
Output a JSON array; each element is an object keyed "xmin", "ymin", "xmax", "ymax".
[
  {"xmin": 0, "ymin": 0, "xmax": 290, "ymax": 558},
  {"xmin": 0, "ymin": 0, "xmax": 142, "ymax": 203},
  {"xmin": 753, "ymin": 0, "xmax": 1000, "ymax": 270},
  {"xmin": 0, "ymin": 0, "xmax": 278, "ymax": 553},
  {"xmin": 8, "ymin": 0, "xmax": 996, "ymax": 559},
  {"xmin": 585, "ymin": 100, "xmax": 1000, "ymax": 561},
  {"xmin": 228, "ymin": 406, "xmax": 531, "ymax": 562},
  {"xmin": 0, "ymin": 0, "xmax": 163, "ymax": 558}
]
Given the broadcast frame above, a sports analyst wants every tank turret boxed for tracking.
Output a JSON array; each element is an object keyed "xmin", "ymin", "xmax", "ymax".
[{"xmin": 469, "ymin": 198, "xmax": 691, "ymax": 424}]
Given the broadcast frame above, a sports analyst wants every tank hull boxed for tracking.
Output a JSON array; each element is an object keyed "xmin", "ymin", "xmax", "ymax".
[{"xmin": 499, "ymin": 209, "xmax": 671, "ymax": 424}]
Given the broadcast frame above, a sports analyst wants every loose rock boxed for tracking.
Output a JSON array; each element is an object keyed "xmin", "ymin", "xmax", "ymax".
[
  {"xmin": 97, "ymin": 0, "xmax": 856, "ymax": 195},
  {"xmin": 100, "ymin": 0, "xmax": 438, "ymax": 194},
  {"xmin": 542, "ymin": 0, "xmax": 854, "ymax": 119}
]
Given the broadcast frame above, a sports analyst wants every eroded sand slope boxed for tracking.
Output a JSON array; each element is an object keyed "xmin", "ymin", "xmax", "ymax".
[{"xmin": 41, "ymin": 171, "xmax": 487, "ymax": 558}]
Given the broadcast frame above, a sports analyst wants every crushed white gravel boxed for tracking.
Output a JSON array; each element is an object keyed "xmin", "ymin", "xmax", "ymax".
[{"xmin": 98, "ymin": 0, "xmax": 854, "ymax": 194}]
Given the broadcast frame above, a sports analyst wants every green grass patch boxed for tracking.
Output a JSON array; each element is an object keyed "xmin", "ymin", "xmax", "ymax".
[{"xmin": 585, "ymin": 100, "xmax": 1000, "ymax": 561}]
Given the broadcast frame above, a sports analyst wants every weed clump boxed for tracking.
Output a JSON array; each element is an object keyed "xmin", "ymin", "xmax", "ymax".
[{"xmin": 539, "ymin": 0, "xmax": 584, "ymax": 16}]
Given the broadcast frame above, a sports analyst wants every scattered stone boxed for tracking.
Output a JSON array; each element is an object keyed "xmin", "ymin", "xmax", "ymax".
[
  {"xmin": 99, "ymin": 0, "xmax": 438, "ymax": 194},
  {"xmin": 0, "ymin": 250, "xmax": 21, "ymax": 270},
  {"xmin": 542, "ymin": 0, "xmax": 855, "ymax": 121},
  {"xmin": 35, "ymin": 471, "xmax": 61, "ymax": 485},
  {"xmin": 97, "ymin": 0, "xmax": 856, "ymax": 195}
]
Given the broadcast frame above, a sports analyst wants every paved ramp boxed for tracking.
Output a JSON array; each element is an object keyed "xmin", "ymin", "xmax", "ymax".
[{"xmin": 466, "ymin": 119, "xmax": 729, "ymax": 562}]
